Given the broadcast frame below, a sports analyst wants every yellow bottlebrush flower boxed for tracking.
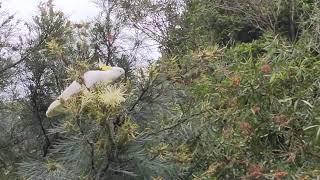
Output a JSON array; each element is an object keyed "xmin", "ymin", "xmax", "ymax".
[
  {"xmin": 201, "ymin": 163, "xmax": 221, "ymax": 177},
  {"xmin": 143, "ymin": 127, "xmax": 152, "ymax": 133},
  {"xmin": 46, "ymin": 160, "xmax": 63, "ymax": 171},
  {"xmin": 120, "ymin": 118, "xmax": 139, "ymax": 138},
  {"xmin": 151, "ymin": 176, "xmax": 163, "ymax": 180},
  {"xmin": 200, "ymin": 100, "xmax": 211, "ymax": 112},
  {"xmin": 66, "ymin": 60, "xmax": 90, "ymax": 82},
  {"xmin": 63, "ymin": 96, "xmax": 79, "ymax": 113},
  {"xmin": 98, "ymin": 85, "xmax": 126, "ymax": 108},
  {"xmin": 196, "ymin": 45, "xmax": 221, "ymax": 60},
  {"xmin": 94, "ymin": 139, "xmax": 107, "ymax": 153},
  {"xmin": 158, "ymin": 143, "xmax": 169, "ymax": 151},
  {"xmin": 98, "ymin": 63, "xmax": 112, "ymax": 71},
  {"xmin": 80, "ymin": 89, "xmax": 96, "ymax": 106},
  {"xmin": 46, "ymin": 39, "xmax": 59, "ymax": 50},
  {"xmin": 116, "ymin": 118, "xmax": 140, "ymax": 143},
  {"xmin": 62, "ymin": 121, "xmax": 75, "ymax": 130},
  {"xmin": 173, "ymin": 144, "xmax": 192, "ymax": 163},
  {"xmin": 149, "ymin": 143, "xmax": 169, "ymax": 160}
]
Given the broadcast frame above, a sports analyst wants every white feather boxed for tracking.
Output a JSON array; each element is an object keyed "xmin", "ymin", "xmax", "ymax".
[
  {"xmin": 83, "ymin": 67, "xmax": 125, "ymax": 88},
  {"xmin": 46, "ymin": 67, "xmax": 125, "ymax": 117}
]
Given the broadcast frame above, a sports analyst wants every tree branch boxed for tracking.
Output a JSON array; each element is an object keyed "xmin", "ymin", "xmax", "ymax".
[
  {"xmin": 109, "ymin": 168, "xmax": 137, "ymax": 177},
  {"xmin": 0, "ymin": 25, "xmax": 51, "ymax": 76},
  {"xmin": 145, "ymin": 111, "xmax": 204, "ymax": 137}
]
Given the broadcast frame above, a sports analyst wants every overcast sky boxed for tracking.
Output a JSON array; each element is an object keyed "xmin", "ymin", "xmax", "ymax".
[
  {"xmin": 3, "ymin": 0, "xmax": 100, "ymax": 21},
  {"xmin": 2, "ymin": 0, "xmax": 160, "ymax": 62}
]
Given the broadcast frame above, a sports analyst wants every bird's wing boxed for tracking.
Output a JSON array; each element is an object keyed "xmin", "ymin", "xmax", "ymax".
[
  {"xmin": 46, "ymin": 100, "xmax": 64, "ymax": 117},
  {"xmin": 46, "ymin": 81, "xmax": 82, "ymax": 117},
  {"xmin": 58, "ymin": 81, "xmax": 82, "ymax": 100}
]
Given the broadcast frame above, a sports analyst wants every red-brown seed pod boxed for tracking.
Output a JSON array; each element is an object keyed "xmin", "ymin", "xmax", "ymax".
[
  {"xmin": 274, "ymin": 170, "xmax": 288, "ymax": 180},
  {"xmin": 239, "ymin": 121, "xmax": 252, "ymax": 135},
  {"xmin": 261, "ymin": 63, "xmax": 271, "ymax": 74},
  {"xmin": 231, "ymin": 75, "xmax": 241, "ymax": 86},
  {"xmin": 247, "ymin": 164, "xmax": 263, "ymax": 178}
]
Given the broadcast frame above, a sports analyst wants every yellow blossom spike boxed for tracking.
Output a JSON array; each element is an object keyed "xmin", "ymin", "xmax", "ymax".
[
  {"xmin": 98, "ymin": 63, "xmax": 112, "ymax": 71},
  {"xmin": 46, "ymin": 39, "xmax": 59, "ymax": 50}
]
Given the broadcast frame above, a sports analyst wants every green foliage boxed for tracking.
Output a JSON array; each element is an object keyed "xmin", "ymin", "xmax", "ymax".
[
  {"xmin": 1, "ymin": 0, "xmax": 320, "ymax": 179},
  {"xmin": 133, "ymin": 1, "xmax": 320, "ymax": 178},
  {"xmin": 149, "ymin": 34, "xmax": 320, "ymax": 178}
]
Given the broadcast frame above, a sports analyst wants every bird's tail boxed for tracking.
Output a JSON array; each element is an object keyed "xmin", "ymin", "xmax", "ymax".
[{"xmin": 46, "ymin": 100, "xmax": 65, "ymax": 117}]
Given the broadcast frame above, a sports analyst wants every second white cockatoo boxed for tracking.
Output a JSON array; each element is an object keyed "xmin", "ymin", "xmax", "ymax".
[{"xmin": 46, "ymin": 66, "xmax": 125, "ymax": 117}]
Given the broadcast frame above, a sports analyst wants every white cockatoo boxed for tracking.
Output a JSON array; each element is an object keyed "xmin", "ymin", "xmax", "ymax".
[{"xmin": 46, "ymin": 66, "xmax": 125, "ymax": 117}]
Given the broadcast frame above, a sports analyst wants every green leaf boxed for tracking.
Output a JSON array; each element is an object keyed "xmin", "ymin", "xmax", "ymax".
[
  {"xmin": 317, "ymin": 126, "xmax": 320, "ymax": 142},
  {"xmin": 301, "ymin": 100, "xmax": 314, "ymax": 108},
  {"xmin": 303, "ymin": 125, "xmax": 319, "ymax": 131},
  {"xmin": 278, "ymin": 97, "xmax": 293, "ymax": 103},
  {"xmin": 270, "ymin": 73, "xmax": 277, "ymax": 83}
]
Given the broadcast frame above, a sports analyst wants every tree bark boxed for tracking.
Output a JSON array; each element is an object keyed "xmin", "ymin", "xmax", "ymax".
[{"xmin": 289, "ymin": 0, "xmax": 295, "ymax": 41}]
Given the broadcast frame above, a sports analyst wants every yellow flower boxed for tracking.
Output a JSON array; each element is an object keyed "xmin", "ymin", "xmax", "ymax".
[
  {"xmin": 116, "ymin": 118, "xmax": 140, "ymax": 143},
  {"xmin": 98, "ymin": 63, "xmax": 112, "ymax": 71},
  {"xmin": 80, "ymin": 89, "xmax": 95, "ymax": 106},
  {"xmin": 46, "ymin": 39, "xmax": 59, "ymax": 50},
  {"xmin": 46, "ymin": 160, "xmax": 63, "ymax": 171},
  {"xmin": 201, "ymin": 163, "xmax": 221, "ymax": 177},
  {"xmin": 98, "ymin": 85, "xmax": 126, "ymax": 107},
  {"xmin": 174, "ymin": 144, "xmax": 192, "ymax": 163},
  {"xmin": 149, "ymin": 143, "xmax": 169, "ymax": 160},
  {"xmin": 121, "ymin": 118, "xmax": 139, "ymax": 138},
  {"xmin": 62, "ymin": 121, "xmax": 75, "ymax": 130},
  {"xmin": 151, "ymin": 177, "xmax": 163, "ymax": 180}
]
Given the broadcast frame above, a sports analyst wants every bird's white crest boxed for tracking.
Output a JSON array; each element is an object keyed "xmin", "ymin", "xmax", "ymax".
[{"xmin": 46, "ymin": 66, "xmax": 125, "ymax": 117}]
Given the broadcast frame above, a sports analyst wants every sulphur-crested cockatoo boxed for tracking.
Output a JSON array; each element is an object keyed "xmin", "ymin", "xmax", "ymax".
[{"xmin": 46, "ymin": 66, "xmax": 125, "ymax": 117}]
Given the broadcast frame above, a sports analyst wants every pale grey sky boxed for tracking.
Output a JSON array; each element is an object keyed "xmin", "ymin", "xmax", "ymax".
[
  {"xmin": 2, "ymin": 0, "xmax": 161, "ymax": 63},
  {"xmin": 3, "ymin": 0, "xmax": 100, "ymax": 21}
]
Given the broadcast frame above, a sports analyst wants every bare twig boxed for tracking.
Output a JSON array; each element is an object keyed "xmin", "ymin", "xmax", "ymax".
[
  {"xmin": 0, "ymin": 29, "xmax": 50, "ymax": 76},
  {"xmin": 109, "ymin": 168, "xmax": 137, "ymax": 177},
  {"xmin": 145, "ymin": 111, "xmax": 205, "ymax": 137}
]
